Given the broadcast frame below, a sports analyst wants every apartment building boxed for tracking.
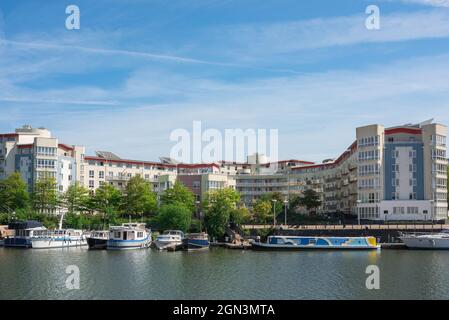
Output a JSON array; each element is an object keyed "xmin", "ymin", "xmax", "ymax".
[
  {"xmin": 0, "ymin": 121, "xmax": 447, "ymax": 221},
  {"xmin": 0, "ymin": 125, "xmax": 84, "ymax": 193}
]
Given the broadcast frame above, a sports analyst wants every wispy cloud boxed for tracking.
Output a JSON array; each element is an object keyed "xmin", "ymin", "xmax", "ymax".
[{"xmin": 398, "ymin": 0, "xmax": 449, "ymax": 7}]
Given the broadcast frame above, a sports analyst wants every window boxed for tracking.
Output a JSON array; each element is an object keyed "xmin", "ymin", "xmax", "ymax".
[
  {"xmin": 99, "ymin": 171, "xmax": 105, "ymax": 179},
  {"xmin": 36, "ymin": 147, "xmax": 56, "ymax": 156},
  {"xmin": 89, "ymin": 180, "xmax": 94, "ymax": 188},
  {"xmin": 392, "ymin": 179, "xmax": 400, "ymax": 187},
  {"xmin": 432, "ymin": 148, "xmax": 446, "ymax": 161},
  {"xmin": 358, "ymin": 136, "xmax": 379, "ymax": 147},
  {"xmin": 89, "ymin": 170, "xmax": 94, "ymax": 178},
  {"xmin": 193, "ymin": 181, "xmax": 201, "ymax": 189},
  {"xmin": 68, "ymin": 175, "xmax": 72, "ymax": 181},
  {"xmin": 409, "ymin": 150, "xmax": 417, "ymax": 158},
  {"xmin": 36, "ymin": 159, "xmax": 56, "ymax": 169},
  {"xmin": 431, "ymin": 134, "xmax": 446, "ymax": 147},
  {"xmin": 409, "ymin": 164, "xmax": 417, "ymax": 173}
]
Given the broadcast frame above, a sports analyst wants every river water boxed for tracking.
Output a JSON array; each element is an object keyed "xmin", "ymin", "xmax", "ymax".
[{"xmin": 1, "ymin": 247, "xmax": 448, "ymax": 300}]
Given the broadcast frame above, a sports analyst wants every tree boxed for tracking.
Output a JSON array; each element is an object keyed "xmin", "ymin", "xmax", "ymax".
[
  {"xmin": 92, "ymin": 183, "xmax": 123, "ymax": 225},
  {"xmin": 123, "ymin": 175, "xmax": 157, "ymax": 217},
  {"xmin": 0, "ymin": 172, "xmax": 29, "ymax": 211},
  {"xmin": 160, "ymin": 181, "xmax": 196, "ymax": 213},
  {"xmin": 61, "ymin": 183, "xmax": 90, "ymax": 214},
  {"xmin": 32, "ymin": 176, "xmax": 58, "ymax": 214},
  {"xmin": 156, "ymin": 204, "xmax": 192, "ymax": 233},
  {"xmin": 203, "ymin": 188, "xmax": 240, "ymax": 238},
  {"xmin": 230, "ymin": 206, "xmax": 251, "ymax": 225},
  {"xmin": 299, "ymin": 189, "xmax": 322, "ymax": 215},
  {"xmin": 253, "ymin": 199, "xmax": 272, "ymax": 224}
]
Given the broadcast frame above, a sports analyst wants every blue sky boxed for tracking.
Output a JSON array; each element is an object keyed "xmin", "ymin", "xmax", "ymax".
[{"xmin": 1, "ymin": 0, "xmax": 449, "ymax": 162}]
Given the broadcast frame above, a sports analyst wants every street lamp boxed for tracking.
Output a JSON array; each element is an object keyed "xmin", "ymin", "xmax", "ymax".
[
  {"xmin": 356, "ymin": 199, "xmax": 362, "ymax": 226},
  {"xmin": 272, "ymin": 199, "xmax": 277, "ymax": 227},
  {"xmin": 283, "ymin": 199, "xmax": 289, "ymax": 226},
  {"xmin": 195, "ymin": 200, "xmax": 201, "ymax": 231}
]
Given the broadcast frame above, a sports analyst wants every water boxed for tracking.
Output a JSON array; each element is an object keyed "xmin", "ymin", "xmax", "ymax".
[{"xmin": 1, "ymin": 247, "xmax": 448, "ymax": 300}]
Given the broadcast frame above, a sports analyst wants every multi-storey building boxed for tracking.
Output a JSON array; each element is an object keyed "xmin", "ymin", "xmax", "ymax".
[
  {"xmin": 0, "ymin": 121, "xmax": 447, "ymax": 221},
  {"xmin": 0, "ymin": 125, "xmax": 84, "ymax": 193}
]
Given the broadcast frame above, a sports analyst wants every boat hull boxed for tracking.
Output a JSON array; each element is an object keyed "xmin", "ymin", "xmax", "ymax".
[
  {"xmin": 154, "ymin": 240, "xmax": 182, "ymax": 251},
  {"xmin": 87, "ymin": 237, "xmax": 108, "ymax": 250},
  {"xmin": 31, "ymin": 238, "xmax": 88, "ymax": 249},
  {"xmin": 3, "ymin": 237, "xmax": 32, "ymax": 248},
  {"xmin": 252, "ymin": 236, "xmax": 380, "ymax": 251},
  {"xmin": 183, "ymin": 238, "xmax": 210, "ymax": 251},
  {"xmin": 251, "ymin": 242, "xmax": 380, "ymax": 251},
  {"xmin": 107, "ymin": 236, "xmax": 152, "ymax": 250},
  {"xmin": 400, "ymin": 237, "xmax": 449, "ymax": 250}
]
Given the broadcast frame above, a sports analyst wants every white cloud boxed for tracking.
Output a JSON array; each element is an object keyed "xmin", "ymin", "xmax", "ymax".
[{"xmin": 398, "ymin": 0, "xmax": 449, "ymax": 7}]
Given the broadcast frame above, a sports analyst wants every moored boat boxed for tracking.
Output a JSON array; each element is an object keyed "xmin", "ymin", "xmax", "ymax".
[
  {"xmin": 87, "ymin": 230, "xmax": 109, "ymax": 250},
  {"xmin": 154, "ymin": 230, "xmax": 184, "ymax": 251},
  {"xmin": 31, "ymin": 229, "xmax": 88, "ymax": 249},
  {"xmin": 251, "ymin": 235, "xmax": 380, "ymax": 250},
  {"xmin": 399, "ymin": 230, "xmax": 449, "ymax": 250},
  {"xmin": 4, "ymin": 221, "xmax": 46, "ymax": 248},
  {"xmin": 183, "ymin": 232, "xmax": 210, "ymax": 251},
  {"xmin": 107, "ymin": 223, "xmax": 152, "ymax": 250}
]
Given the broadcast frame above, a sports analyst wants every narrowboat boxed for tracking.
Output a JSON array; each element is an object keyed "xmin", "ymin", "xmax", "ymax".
[
  {"xmin": 87, "ymin": 230, "xmax": 109, "ymax": 250},
  {"xmin": 107, "ymin": 223, "xmax": 152, "ymax": 250},
  {"xmin": 183, "ymin": 233, "xmax": 210, "ymax": 251},
  {"xmin": 3, "ymin": 221, "xmax": 46, "ymax": 248},
  {"xmin": 31, "ymin": 229, "xmax": 88, "ymax": 249},
  {"xmin": 154, "ymin": 230, "xmax": 184, "ymax": 251},
  {"xmin": 400, "ymin": 230, "xmax": 449, "ymax": 250},
  {"xmin": 251, "ymin": 235, "xmax": 380, "ymax": 250}
]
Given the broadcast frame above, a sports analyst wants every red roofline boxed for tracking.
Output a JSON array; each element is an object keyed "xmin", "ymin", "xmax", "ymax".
[
  {"xmin": 18, "ymin": 144, "xmax": 33, "ymax": 149},
  {"xmin": 85, "ymin": 156, "xmax": 177, "ymax": 168},
  {"xmin": 58, "ymin": 143, "xmax": 74, "ymax": 151},
  {"xmin": 0, "ymin": 133, "xmax": 18, "ymax": 139},
  {"xmin": 385, "ymin": 128, "xmax": 422, "ymax": 135},
  {"xmin": 178, "ymin": 163, "xmax": 220, "ymax": 169}
]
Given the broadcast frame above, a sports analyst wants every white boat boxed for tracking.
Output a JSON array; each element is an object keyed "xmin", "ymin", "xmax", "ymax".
[
  {"xmin": 154, "ymin": 230, "xmax": 184, "ymax": 251},
  {"xmin": 107, "ymin": 223, "xmax": 152, "ymax": 250},
  {"xmin": 400, "ymin": 230, "xmax": 449, "ymax": 249},
  {"xmin": 31, "ymin": 229, "xmax": 88, "ymax": 249},
  {"xmin": 3, "ymin": 221, "xmax": 47, "ymax": 248}
]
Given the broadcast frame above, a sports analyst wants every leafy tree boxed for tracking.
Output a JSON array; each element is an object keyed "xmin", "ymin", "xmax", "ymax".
[
  {"xmin": 160, "ymin": 181, "xmax": 196, "ymax": 213},
  {"xmin": 259, "ymin": 192, "xmax": 284, "ymax": 216},
  {"xmin": 230, "ymin": 206, "xmax": 251, "ymax": 225},
  {"xmin": 253, "ymin": 199, "xmax": 273, "ymax": 224},
  {"xmin": 203, "ymin": 188, "xmax": 240, "ymax": 238},
  {"xmin": 155, "ymin": 204, "xmax": 192, "ymax": 233},
  {"xmin": 32, "ymin": 176, "xmax": 58, "ymax": 213},
  {"xmin": 299, "ymin": 189, "xmax": 322, "ymax": 215},
  {"xmin": 0, "ymin": 172, "xmax": 29, "ymax": 212},
  {"xmin": 92, "ymin": 183, "xmax": 123, "ymax": 224},
  {"xmin": 123, "ymin": 175, "xmax": 157, "ymax": 217},
  {"xmin": 61, "ymin": 183, "xmax": 90, "ymax": 214}
]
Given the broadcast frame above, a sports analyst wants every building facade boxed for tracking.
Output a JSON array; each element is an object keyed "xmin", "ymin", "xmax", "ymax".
[{"xmin": 0, "ymin": 121, "xmax": 447, "ymax": 221}]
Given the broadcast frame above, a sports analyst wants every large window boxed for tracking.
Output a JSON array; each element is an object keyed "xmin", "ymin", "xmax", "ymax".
[
  {"xmin": 358, "ymin": 150, "xmax": 380, "ymax": 161},
  {"xmin": 358, "ymin": 136, "xmax": 379, "ymax": 147},
  {"xmin": 36, "ymin": 159, "xmax": 55, "ymax": 169},
  {"xmin": 431, "ymin": 134, "xmax": 446, "ymax": 147},
  {"xmin": 432, "ymin": 148, "xmax": 446, "ymax": 161},
  {"xmin": 36, "ymin": 146, "xmax": 56, "ymax": 156}
]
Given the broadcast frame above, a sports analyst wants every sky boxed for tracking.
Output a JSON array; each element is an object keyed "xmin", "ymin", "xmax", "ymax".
[{"xmin": 0, "ymin": 0, "xmax": 449, "ymax": 163}]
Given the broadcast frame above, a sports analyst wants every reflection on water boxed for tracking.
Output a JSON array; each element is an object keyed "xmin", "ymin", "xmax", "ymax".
[{"xmin": 0, "ymin": 248, "xmax": 448, "ymax": 300}]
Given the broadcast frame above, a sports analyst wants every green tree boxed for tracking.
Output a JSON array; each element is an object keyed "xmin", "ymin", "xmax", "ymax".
[
  {"xmin": 253, "ymin": 199, "xmax": 273, "ymax": 224},
  {"xmin": 299, "ymin": 189, "xmax": 322, "ymax": 215},
  {"xmin": 92, "ymin": 183, "xmax": 123, "ymax": 225},
  {"xmin": 61, "ymin": 183, "xmax": 90, "ymax": 214},
  {"xmin": 203, "ymin": 188, "xmax": 240, "ymax": 238},
  {"xmin": 32, "ymin": 176, "xmax": 58, "ymax": 214},
  {"xmin": 123, "ymin": 175, "xmax": 157, "ymax": 217},
  {"xmin": 160, "ymin": 181, "xmax": 196, "ymax": 213},
  {"xmin": 156, "ymin": 204, "xmax": 192, "ymax": 233},
  {"xmin": 0, "ymin": 172, "xmax": 29, "ymax": 212},
  {"xmin": 230, "ymin": 206, "xmax": 251, "ymax": 225}
]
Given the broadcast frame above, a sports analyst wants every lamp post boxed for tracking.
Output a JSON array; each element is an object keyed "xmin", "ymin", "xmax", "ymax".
[
  {"xmin": 356, "ymin": 199, "xmax": 362, "ymax": 226},
  {"xmin": 272, "ymin": 199, "xmax": 277, "ymax": 228},
  {"xmin": 283, "ymin": 199, "xmax": 289, "ymax": 227},
  {"xmin": 196, "ymin": 200, "xmax": 201, "ymax": 232}
]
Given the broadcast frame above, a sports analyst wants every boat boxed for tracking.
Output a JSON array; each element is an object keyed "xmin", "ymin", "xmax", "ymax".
[
  {"xmin": 251, "ymin": 235, "xmax": 380, "ymax": 250},
  {"xmin": 154, "ymin": 230, "xmax": 184, "ymax": 251},
  {"xmin": 30, "ymin": 229, "xmax": 88, "ymax": 249},
  {"xmin": 107, "ymin": 223, "xmax": 152, "ymax": 250},
  {"xmin": 183, "ymin": 233, "xmax": 210, "ymax": 251},
  {"xmin": 399, "ymin": 230, "xmax": 449, "ymax": 249},
  {"xmin": 3, "ymin": 221, "xmax": 46, "ymax": 248},
  {"xmin": 87, "ymin": 230, "xmax": 109, "ymax": 250}
]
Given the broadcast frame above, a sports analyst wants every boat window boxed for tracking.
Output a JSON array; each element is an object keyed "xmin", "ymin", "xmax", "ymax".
[
  {"xmin": 137, "ymin": 232, "xmax": 143, "ymax": 238},
  {"xmin": 114, "ymin": 231, "xmax": 121, "ymax": 239},
  {"xmin": 309, "ymin": 239, "xmax": 317, "ymax": 245}
]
